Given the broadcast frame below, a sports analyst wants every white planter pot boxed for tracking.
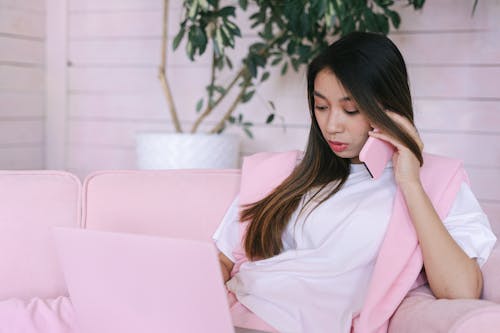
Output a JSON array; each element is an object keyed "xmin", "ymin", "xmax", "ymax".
[{"xmin": 136, "ymin": 132, "xmax": 240, "ymax": 169}]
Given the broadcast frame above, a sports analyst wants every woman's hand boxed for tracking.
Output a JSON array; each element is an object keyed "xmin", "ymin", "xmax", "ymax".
[
  {"xmin": 368, "ymin": 111, "xmax": 424, "ymax": 187},
  {"xmin": 370, "ymin": 112, "xmax": 483, "ymax": 299}
]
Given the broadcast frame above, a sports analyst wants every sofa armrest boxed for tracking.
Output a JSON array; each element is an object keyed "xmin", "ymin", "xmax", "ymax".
[
  {"xmin": 482, "ymin": 244, "xmax": 500, "ymax": 303},
  {"xmin": 389, "ymin": 285, "xmax": 500, "ymax": 333}
]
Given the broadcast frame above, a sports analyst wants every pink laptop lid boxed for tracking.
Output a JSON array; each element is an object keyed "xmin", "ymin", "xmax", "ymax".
[{"xmin": 53, "ymin": 227, "xmax": 235, "ymax": 333}]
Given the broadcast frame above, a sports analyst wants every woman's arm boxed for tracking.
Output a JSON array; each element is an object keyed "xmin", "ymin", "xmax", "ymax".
[
  {"xmin": 369, "ymin": 112, "xmax": 482, "ymax": 299},
  {"xmin": 218, "ymin": 251, "xmax": 235, "ymax": 283},
  {"xmin": 400, "ymin": 181, "xmax": 482, "ymax": 299}
]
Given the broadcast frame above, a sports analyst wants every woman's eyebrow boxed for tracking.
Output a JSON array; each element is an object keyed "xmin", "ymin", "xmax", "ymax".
[
  {"xmin": 314, "ymin": 91, "xmax": 352, "ymax": 102},
  {"xmin": 313, "ymin": 91, "xmax": 327, "ymax": 99}
]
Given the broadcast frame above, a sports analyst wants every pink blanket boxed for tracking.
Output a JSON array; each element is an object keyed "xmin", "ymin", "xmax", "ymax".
[{"xmin": 229, "ymin": 151, "xmax": 467, "ymax": 332}]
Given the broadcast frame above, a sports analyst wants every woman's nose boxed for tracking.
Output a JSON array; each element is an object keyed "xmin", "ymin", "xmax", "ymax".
[{"xmin": 326, "ymin": 109, "xmax": 344, "ymax": 133}]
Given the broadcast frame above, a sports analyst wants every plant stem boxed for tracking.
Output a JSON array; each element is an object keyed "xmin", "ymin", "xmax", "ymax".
[
  {"xmin": 159, "ymin": 0, "xmax": 183, "ymax": 133},
  {"xmin": 209, "ymin": 73, "xmax": 251, "ymax": 134},
  {"xmin": 192, "ymin": 24, "xmax": 285, "ymax": 134},
  {"xmin": 190, "ymin": 67, "xmax": 246, "ymax": 133}
]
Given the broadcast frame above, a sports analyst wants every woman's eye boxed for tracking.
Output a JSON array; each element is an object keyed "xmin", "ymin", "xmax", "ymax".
[
  {"xmin": 315, "ymin": 105, "xmax": 328, "ymax": 111},
  {"xmin": 344, "ymin": 109, "xmax": 359, "ymax": 115}
]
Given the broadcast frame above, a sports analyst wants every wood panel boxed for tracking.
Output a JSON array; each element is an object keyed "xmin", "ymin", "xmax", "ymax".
[
  {"xmin": 66, "ymin": 144, "xmax": 137, "ymax": 170},
  {"xmin": 69, "ymin": 10, "xmax": 168, "ymax": 39},
  {"xmin": 0, "ymin": 120, "xmax": 44, "ymax": 144},
  {"xmin": 394, "ymin": 0, "xmax": 498, "ymax": 31},
  {"xmin": 63, "ymin": 0, "xmax": 500, "ymax": 201},
  {"xmin": 0, "ymin": 92, "xmax": 44, "ymax": 117},
  {"xmin": 68, "ymin": 32, "xmax": 500, "ymax": 67},
  {"xmin": 0, "ymin": 1, "xmax": 46, "ymax": 170},
  {"xmin": 466, "ymin": 167, "xmax": 500, "ymax": 201},
  {"xmin": 0, "ymin": 0, "xmax": 44, "ymax": 12},
  {"xmin": 392, "ymin": 32, "xmax": 500, "ymax": 65},
  {"xmin": 0, "ymin": 8, "xmax": 45, "ymax": 38},
  {"xmin": 68, "ymin": 0, "xmax": 170, "ymax": 12},
  {"xmin": 481, "ymin": 202, "xmax": 500, "ymax": 235},
  {"xmin": 0, "ymin": 36, "xmax": 44, "ymax": 64},
  {"xmin": 421, "ymin": 132, "xmax": 500, "ymax": 168},
  {"xmin": 409, "ymin": 66, "xmax": 500, "ymax": 99},
  {"xmin": 0, "ymin": 67, "xmax": 44, "ymax": 91},
  {"xmin": 414, "ymin": 100, "xmax": 500, "ymax": 133},
  {"xmin": 0, "ymin": 146, "xmax": 44, "ymax": 169},
  {"xmin": 69, "ymin": 38, "xmax": 211, "ymax": 66}
]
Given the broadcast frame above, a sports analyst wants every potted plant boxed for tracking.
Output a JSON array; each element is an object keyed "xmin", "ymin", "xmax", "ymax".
[{"xmin": 136, "ymin": 0, "xmax": 427, "ymax": 169}]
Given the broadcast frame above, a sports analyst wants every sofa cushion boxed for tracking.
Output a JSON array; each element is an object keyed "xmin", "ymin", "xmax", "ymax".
[
  {"xmin": 0, "ymin": 296, "xmax": 77, "ymax": 333},
  {"xmin": 82, "ymin": 170, "xmax": 240, "ymax": 240},
  {"xmin": 0, "ymin": 171, "xmax": 81, "ymax": 300}
]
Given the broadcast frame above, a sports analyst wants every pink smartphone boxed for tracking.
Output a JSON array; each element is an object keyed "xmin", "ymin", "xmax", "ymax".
[{"xmin": 359, "ymin": 136, "xmax": 395, "ymax": 179}]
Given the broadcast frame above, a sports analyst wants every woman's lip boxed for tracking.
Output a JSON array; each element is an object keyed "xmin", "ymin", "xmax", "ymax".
[{"xmin": 329, "ymin": 141, "xmax": 348, "ymax": 152}]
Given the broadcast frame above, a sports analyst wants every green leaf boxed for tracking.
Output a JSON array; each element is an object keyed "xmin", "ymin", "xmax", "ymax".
[
  {"xmin": 374, "ymin": 13, "xmax": 389, "ymax": 33},
  {"xmin": 268, "ymin": 100, "xmax": 276, "ymax": 110},
  {"xmin": 228, "ymin": 116, "xmax": 235, "ymax": 124},
  {"xmin": 266, "ymin": 113, "xmax": 275, "ymax": 124},
  {"xmin": 242, "ymin": 122, "xmax": 253, "ymax": 126},
  {"xmin": 189, "ymin": 25, "xmax": 208, "ymax": 56},
  {"xmin": 271, "ymin": 57, "xmax": 282, "ymax": 66},
  {"xmin": 263, "ymin": 21, "xmax": 273, "ymax": 40},
  {"xmin": 225, "ymin": 56, "xmax": 233, "ymax": 69},
  {"xmin": 253, "ymin": 54, "xmax": 266, "ymax": 68},
  {"xmin": 261, "ymin": 71, "xmax": 270, "ymax": 82},
  {"xmin": 173, "ymin": 27, "xmax": 185, "ymax": 50},
  {"xmin": 239, "ymin": 0, "xmax": 248, "ymax": 10},
  {"xmin": 243, "ymin": 126, "xmax": 254, "ymax": 139},
  {"xmin": 186, "ymin": 40, "xmax": 194, "ymax": 60},
  {"xmin": 241, "ymin": 90, "xmax": 256, "ymax": 103},
  {"xmin": 386, "ymin": 9, "xmax": 401, "ymax": 28},
  {"xmin": 218, "ymin": 6, "xmax": 236, "ymax": 17},
  {"xmin": 219, "ymin": 26, "xmax": 233, "ymax": 48},
  {"xmin": 281, "ymin": 62, "xmax": 288, "ymax": 75},
  {"xmin": 213, "ymin": 85, "xmax": 226, "ymax": 94},
  {"xmin": 238, "ymin": 114, "xmax": 243, "ymax": 123},
  {"xmin": 411, "ymin": 0, "xmax": 425, "ymax": 10},
  {"xmin": 246, "ymin": 57, "xmax": 257, "ymax": 78},
  {"xmin": 195, "ymin": 98, "xmax": 204, "ymax": 112},
  {"xmin": 188, "ymin": 1, "xmax": 199, "ymax": 19},
  {"xmin": 225, "ymin": 21, "xmax": 242, "ymax": 37}
]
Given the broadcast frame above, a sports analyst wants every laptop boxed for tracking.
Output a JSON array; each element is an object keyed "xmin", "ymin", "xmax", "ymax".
[{"xmin": 52, "ymin": 227, "xmax": 235, "ymax": 333}]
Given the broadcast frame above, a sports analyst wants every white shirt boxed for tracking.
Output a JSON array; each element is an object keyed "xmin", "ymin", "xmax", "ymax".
[{"xmin": 213, "ymin": 163, "xmax": 496, "ymax": 333}]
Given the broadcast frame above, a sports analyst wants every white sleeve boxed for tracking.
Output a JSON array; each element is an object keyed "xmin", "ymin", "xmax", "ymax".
[
  {"xmin": 443, "ymin": 182, "xmax": 497, "ymax": 267},
  {"xmin": 212, "ymin": 195, "xmax": 241, "ymax": 263}
]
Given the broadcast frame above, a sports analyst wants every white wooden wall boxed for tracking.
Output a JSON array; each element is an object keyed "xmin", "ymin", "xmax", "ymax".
[
  {"xmin": 63, "ymin": 0, "xmax": 500, "ymax": 224},
  {"xmin": 0, "ymin": 0, "xmax": 45, "ymax": 168},
  {"xmin": 2, "ymin": 0, "xmax": 499, "ymax": 225}
]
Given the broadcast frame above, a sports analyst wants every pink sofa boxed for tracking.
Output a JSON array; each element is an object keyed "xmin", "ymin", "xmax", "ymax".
[{"xmin": 0, "ymin": 169, "xmax": 499, "ymax": 332}]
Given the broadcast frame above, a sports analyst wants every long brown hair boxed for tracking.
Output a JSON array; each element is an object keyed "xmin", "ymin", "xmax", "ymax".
[{"xmin": 242, "ymin": 32, "xmax": 422, "ymax": 260}]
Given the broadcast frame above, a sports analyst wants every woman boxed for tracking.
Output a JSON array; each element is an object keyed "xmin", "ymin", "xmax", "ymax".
[{"xmin": 213, "ymin": 32, "xmax": 497, "ymax": 333}]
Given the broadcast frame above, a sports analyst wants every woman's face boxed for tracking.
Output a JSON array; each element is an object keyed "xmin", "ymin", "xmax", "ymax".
[{"xmin": 313, "ymin": 69, "xmax": 372, "ymax": 164}]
